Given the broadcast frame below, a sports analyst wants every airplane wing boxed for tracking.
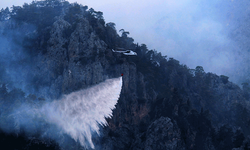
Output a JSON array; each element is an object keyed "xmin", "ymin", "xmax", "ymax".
[{"xmin": 112, "ymin": 49, "xmax": 125, "ymax": 53}]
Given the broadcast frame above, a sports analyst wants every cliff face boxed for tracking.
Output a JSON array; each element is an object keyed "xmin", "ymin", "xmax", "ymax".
[{"xmin": 0, "ymin": 1, "xmax": 250, "ymax": 150}]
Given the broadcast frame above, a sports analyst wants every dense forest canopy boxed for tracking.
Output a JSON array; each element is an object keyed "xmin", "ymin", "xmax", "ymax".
[{"xmin": 0, "ymin": 0, "xmax": 250, "ymax": 150}]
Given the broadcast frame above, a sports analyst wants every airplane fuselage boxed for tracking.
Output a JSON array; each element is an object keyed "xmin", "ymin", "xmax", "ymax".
[{"xmin": 112, "ymin": 49, "xmax": 137, "ymax": 55}]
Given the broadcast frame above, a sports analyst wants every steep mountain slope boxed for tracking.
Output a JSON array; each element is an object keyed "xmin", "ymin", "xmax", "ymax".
[{"xmin": 0, "ymin": 0, "xmax": 250, "ymax": 149}]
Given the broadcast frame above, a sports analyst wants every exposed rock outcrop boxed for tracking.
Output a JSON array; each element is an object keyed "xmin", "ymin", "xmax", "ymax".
[{"xmin": 145, "ymin": 117, "xmax": 184, "ymax": 150}]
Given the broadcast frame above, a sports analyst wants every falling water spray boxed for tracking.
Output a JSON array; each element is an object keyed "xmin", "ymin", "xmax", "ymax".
[{"xmin": 3, "ymin": 77, "xmax": 123, "ymax": 149}]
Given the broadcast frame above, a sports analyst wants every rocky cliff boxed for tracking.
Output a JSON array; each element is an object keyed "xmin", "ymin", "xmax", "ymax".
[{"xmin": 0, "ymin": 1, "xmax": 250, "ymax": 150}]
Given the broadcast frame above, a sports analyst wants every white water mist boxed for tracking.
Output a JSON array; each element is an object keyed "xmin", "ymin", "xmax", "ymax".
[{"xmin": 5, "ymin": 77, "xmax": 123, "ymax": 149}]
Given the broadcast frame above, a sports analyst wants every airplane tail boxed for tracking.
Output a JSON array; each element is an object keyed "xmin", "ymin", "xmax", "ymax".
[{"xmin": 112, "ymin": 49, "xmax": 115, "ymax": 52}]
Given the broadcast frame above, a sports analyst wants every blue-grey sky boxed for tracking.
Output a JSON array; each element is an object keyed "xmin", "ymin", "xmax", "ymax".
[{"xmin": 0, "ymin": 0, "xmax": 247, "ymax": 83}]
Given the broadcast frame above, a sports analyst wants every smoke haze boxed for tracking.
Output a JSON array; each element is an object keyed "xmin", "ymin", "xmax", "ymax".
[{"xmin": 75, "ymin": 0, "xmax": 250, "ymax": 84}]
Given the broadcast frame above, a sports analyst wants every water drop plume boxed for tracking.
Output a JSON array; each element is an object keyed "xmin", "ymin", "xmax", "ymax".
[
  {"xmin": 42, "ymin": 76, "xmax": 123, "ymax": 148},
  {"xmin": 4, "ymin": 77, "xmax": 123, "ymax": 149}
]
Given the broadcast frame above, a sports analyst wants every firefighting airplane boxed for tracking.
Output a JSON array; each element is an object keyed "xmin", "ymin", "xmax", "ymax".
[{"xmin": 112, "ymin": 49, "xmax": 137, "ymax": 56}]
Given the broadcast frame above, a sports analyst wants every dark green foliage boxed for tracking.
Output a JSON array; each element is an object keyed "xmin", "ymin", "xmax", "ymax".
[
  {"xmin": 8, "ymin": 88, "xmax": 25, "ymax": 100},
  {"xmin": 233, "ymin": 129, "xmax": 245, "ymax": 148},
  {"xmin": 64, "ymin": 3, "xmax": 82, "ymax": 25},
  {"xmin": 0, "ymin": 7, "xmax": 10, "ymax": 21},
  {"xmin": 105, "ymin": 22, "xmax": 118, "ymax": 48},
  {"xmin": 149, "ymin": 98, "xmax": 172, "ymax": 120},
  {"xmin": 8, "ymin": 1, "xmax": 66, "ymax": 55},
  {"xmin": 11, "ymin": 1, "xmax": 63, "ymax": 27},
  {"xmin": 0, "ymin": 84, "xmax": 8, "ymax": 102},
  {"xmin": 0, "ymin": 88, "xmax": 25, "ymax": 113},
  {"xmin": 242, "ymin": 82, "xmax": 250, "ymax": 90},
  {"xmin": 0, "ymin": 65, "xmax": 6, "ymax": 82},
  {"xmin": 0, "ymin": 130, "xmax": 60, "ymax": 150},
  {"xmin": 213, "ymin": 125, "xmax": 234, "ymax": 150},
  {"xmin": 189, "ymin": 110, "xmax": 212, "ymax": 149},
  {"xmin": 233, "ymin": 103, "xmax": 250, "ymax": 135},
  {"xmin": 195, "ymin": 66, "xmax": 205, "ymax": 76},
  {"xmin": 242, "ymin": 138, "xmax": 250, "ymax": 150},
  {"xmin": 118, "ymin": 29, "xmax": 134, "ymax": 49},
  {"xmin": 242, "ymin": 82, "xmax": 250, "ymax": 99},
  {"xmin": 220, "ymin": 75, "xmax": 229, "ymax": 84}
]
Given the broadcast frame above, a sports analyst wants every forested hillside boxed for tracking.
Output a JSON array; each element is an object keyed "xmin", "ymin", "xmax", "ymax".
[{"xmin": 0, "ymin": 0, "xmax": 250, "ymax": 149}]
